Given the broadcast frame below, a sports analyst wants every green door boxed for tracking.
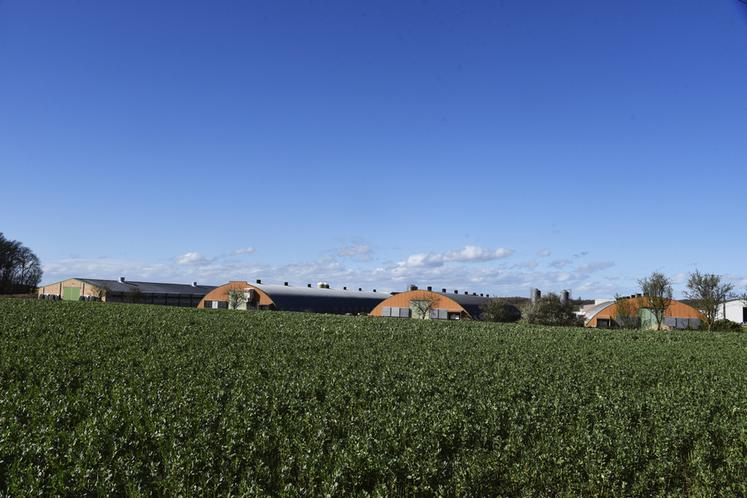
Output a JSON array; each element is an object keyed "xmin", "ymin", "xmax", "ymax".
[
  {"xmin": 62, "ymin": 287, "xmax": 81, "ymax": 301},
  {"xmin": 639, "ymin": 308, "xmax": 658, "ymax": 330}
]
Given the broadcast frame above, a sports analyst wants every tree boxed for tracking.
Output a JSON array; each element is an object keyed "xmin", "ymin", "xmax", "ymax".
[
  {"xmin": 228, "ymin": 289, "xmax": 247, "ymax": 310},
  {"xmin": 480, "ymin": 299, "xmax": 522, "ymax": 323},
  {"xmin": 614, "ymin": 294, "xmax": 639, "ymax": 329},
  {"xmin": 0, "ymin": 233, "xmax": 43, "ymax": 294},
  {"xmin": 410, "ymin": 294, "xmax": 440, "ymax": 320},
  {"xmin": 524, "ymin": 293, "xmax": 579, "ymax": 326},
  {"xmin": 684, "ymin": 270, "xmax": 734, "ymax": 331},
  {"xmin": 15, "ymin": 247, "xmax": 42, "ymax": 291},
  {"xmin": 94, "ymin": 283, "xmax": 110, "ymax": 301},
  {"xmin": 638, "ymin": 272, "xmax": 673, "ymax": 331}
]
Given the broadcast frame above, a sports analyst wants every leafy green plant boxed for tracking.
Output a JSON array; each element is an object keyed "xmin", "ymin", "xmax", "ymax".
[{"xmin": 1, "ymin": 299, "xmax": 747, "ymax": 496}]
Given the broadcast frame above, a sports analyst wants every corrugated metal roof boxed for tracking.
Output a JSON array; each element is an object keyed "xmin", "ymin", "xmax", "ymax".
[
  {"xmin": 78, "ymin": 278, "xmax": 215, "ymax": 296},
  {"xmin": 583, "ymin": 301, "xmax": 615, "ymax": 325},
  {"xmin": 435, "ymin": 291, "xmax": 493, "ymax": 319},
  {"xmin": 252, "ymin": 283, "xmax": 388, "ymax": 313}
]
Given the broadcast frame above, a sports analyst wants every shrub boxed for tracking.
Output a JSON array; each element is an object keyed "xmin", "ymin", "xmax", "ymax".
[
  {"xmin": 524, "ymin": 293, "xmax": 580, "ymax": 326},
  {"xmin": 480, "ymin": 299, "xmax": 521, "ymax": 322},
  {"xmin": 708, "ymin": 319, "xmax": 744, "ymax": 332}
]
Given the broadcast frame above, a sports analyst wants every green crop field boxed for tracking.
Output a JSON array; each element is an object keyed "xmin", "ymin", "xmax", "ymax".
[{"xmin": 1, "ymin": 299, "xmax": 746, "ymax": 496}]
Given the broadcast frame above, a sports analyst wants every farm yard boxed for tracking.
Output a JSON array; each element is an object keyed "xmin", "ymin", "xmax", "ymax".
[{"xmin": 1, "ymin": 299, "xmax": 747, "ymax": 496}]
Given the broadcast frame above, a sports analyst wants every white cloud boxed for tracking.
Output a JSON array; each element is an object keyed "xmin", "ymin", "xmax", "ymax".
[
  {"xmin": 42, "ymin": 258, "xmax": 180, "ymax": 283},
  {"xmin": 397, "ymin": 253, "xmax": 445, "ymax": 269},
  {"xmin": 444, "ymin": 245, "xmax": 514, "ymax": 262},
  {"xmin": 176, "ymin": 252, "xmax": 209, "ymax": 265},
  {"xmin": 393, "ymin": 245, "xmax": 514, "ymax": 273},
  {"xmin": 549, "ymin": 259, "xmax": 572, "ymax": 269},
  {"xmin": 512, "ymin": 261, "xmax": 539, "ymax": 270},
  {"xmin": 233, "ymin": 247, "xmax": 256, "ymax": 256},
  {"xmin": 537, "ymin": 249, "xmax": 552, "ymax": 257},
  {"xmin": 339, "ymin": 244, "xmax": 373, "ymax": 261},
  {"xmin": 574, "ymin": 261, "xmax": 614, "ymax": 274},
  {"xmin": 40, "ymin": 248, "xmax": 623, "ymax": 300}
]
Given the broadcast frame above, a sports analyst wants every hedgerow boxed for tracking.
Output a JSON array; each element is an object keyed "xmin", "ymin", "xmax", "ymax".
[{"xmin": 1, "ymin": 299, "xmax": 746, "ymax": 496}]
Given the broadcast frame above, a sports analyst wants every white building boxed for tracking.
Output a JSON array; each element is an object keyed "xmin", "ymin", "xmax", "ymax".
[{"xmin": 717, "ymin": 299, "xmax": 747, "ymax": 324}]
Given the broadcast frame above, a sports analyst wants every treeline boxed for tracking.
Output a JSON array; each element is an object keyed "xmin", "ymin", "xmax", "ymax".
[{"xmin": 0, "ymin": 233, "xmax": 42, "ymax": 294}]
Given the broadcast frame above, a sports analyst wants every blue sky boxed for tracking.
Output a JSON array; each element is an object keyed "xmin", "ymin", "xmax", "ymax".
[{"xmin": 2, "ymin": 0, "xmax": 747, "ymax": 298}]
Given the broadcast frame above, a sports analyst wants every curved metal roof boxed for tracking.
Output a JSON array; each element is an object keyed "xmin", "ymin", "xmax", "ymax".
[
  {"xmin": 78, "ymin": 278, "xmax": 215, "ymax": 296},
  {"xmin": 252, "ymin": 283, "xmax": 388, "ymax": 314},
  {"xmin": 435, "ymin": 292, "xmax": 493, "ymax": 319},
  {"xmin": 583, "ymin": 301, "xmax": 614, "ymax": 325}
]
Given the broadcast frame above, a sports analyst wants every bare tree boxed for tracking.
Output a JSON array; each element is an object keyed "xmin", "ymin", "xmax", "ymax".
[
  {"xmin": 15, "ymin": 247, "xmax": 42, "ymax": 291},
  {"xmin": 614, "ymin": 294, "xmax": 639, "ymax": 329},
  {"xmin": 228, "ymin": 289, "xmax": 247, "ymax": 310},
  {"xmin": 0, "ymin": 233, "xmax": 42, "ymax": 294},
  {"xmin": 638, "ymin": 272, "xmax": 673, "ymax": 331},
  {"xmin": 684, "ymin": 270, "xmax": 734, "ymax": 331},
  {"xmin": 410, "ymin": 294, "xmax": 440, "ymax": 320},
  {"xmin": 94, "ymin": 283, "xmax": 110, "ymax": 301}
]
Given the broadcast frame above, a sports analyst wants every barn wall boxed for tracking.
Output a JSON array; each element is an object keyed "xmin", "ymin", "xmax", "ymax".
[
  {"xmin": 718, "ymin": 301, "xmax": 747, "ymax": 323},
  {"xmin": 586, "ymin": 298, "xmax": 703, "ymax": 328},
  {"xmin": 37, "ymin": 279, "xmax": 104, "ymax": 301},
  {"xmin": 197, "ymin": 281, "xmax": 275, "ymax": 309},
  {"xmin": 370, "ymin": 290, "xmax": 469, "ymax": 318}
]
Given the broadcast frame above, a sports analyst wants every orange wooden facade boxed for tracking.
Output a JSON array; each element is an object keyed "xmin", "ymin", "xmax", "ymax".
[
  {"xmin": 586, "ymin": 297, "xmax": 703, "ymax": 327},
  {"xmin": 197, "ymin": 281, "xmax": 275, "ymax": 309},
  {"xmin": 370, "ymin": 290, "xmax": 471, "ymax": 319}
]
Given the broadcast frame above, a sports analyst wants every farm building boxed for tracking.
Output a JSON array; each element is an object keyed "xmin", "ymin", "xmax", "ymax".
[
  {"xmin": 198, "ymin": 280, "xmax": 388, "ymax": 315},
  {"xmin": 37, "ymin": 277, "xmax": 215, "ymax": 307},
  {"xmin": 584, "ymin": 296, "xmax": 703, "ymax": 329},
  {"xmin": 717, "ymin": 298, "xmax": 747, "ymax": 324},
  {"xmin": 370, "ymin": 286, "xmax": 498, "ymax": 320}
]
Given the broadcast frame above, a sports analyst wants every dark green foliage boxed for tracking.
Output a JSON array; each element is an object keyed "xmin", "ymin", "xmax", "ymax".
[
  {"xmin": 2, "ymin": 299, "xmax": 747, "ymax": 496},
  {"xmin": 708, "ymin": 319, "xmax": 744, "ymax": 332},
  {"xmin": 524, "ymin": 293, "xmax": 580, "ymax": 326},
  {"xmin": 479, "ymin": 299, "xmax": 521, "ymax": 322},
  {"xmin": 0, "ymin": 233, "xmax": 42, "ymax": 294}
]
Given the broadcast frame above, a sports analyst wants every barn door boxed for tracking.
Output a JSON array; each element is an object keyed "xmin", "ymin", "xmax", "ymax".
[{"xmin": 63, "ymin": 287, "xmax": 81, "ymax": 301}]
